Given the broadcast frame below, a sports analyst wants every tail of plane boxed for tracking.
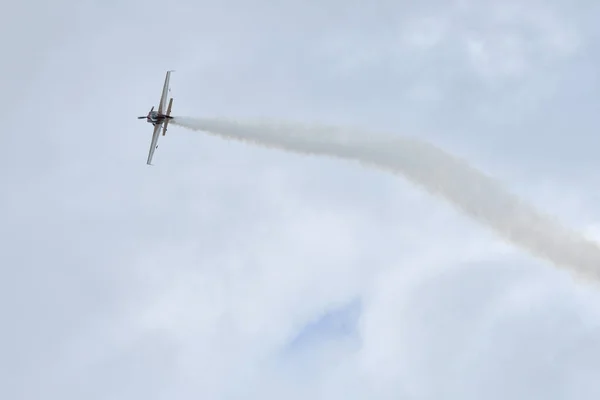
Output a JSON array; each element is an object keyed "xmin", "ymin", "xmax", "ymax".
[{"xmin": 162, "ymin": 98, "xmax": 173, "ymax": 136}]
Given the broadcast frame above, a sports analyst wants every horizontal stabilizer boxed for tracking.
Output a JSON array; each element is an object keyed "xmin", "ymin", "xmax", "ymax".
[
  {"xmin": 166, "ymin": 98, "xmax": 173, "ymax": 116},
  {"xmin": 163, "ymin": 98, "xmax": 173, "ymax": 136}
]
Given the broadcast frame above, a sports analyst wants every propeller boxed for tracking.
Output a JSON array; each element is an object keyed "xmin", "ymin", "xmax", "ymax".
[{"xmin": 138, "ymin": 106, "xmax": 154, "ymax": 119}]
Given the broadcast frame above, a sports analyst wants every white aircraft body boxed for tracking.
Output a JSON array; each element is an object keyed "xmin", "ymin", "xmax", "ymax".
[{"xmin": 138, "ymin": 70, "xmax": 174, "ymax": 165}]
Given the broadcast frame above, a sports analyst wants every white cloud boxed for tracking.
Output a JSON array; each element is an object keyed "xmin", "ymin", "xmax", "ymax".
[{"xmin": 2, "ymin": 0, "xmax": 600, "ymax": 399}]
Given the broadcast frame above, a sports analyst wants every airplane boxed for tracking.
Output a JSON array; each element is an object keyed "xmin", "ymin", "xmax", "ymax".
[{"xmin": 138, "ymin": 70, "xmax": 175, "ymax": 165}]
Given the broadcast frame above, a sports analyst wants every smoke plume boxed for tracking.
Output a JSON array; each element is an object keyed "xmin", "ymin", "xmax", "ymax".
[{"xmin": 172, "ymin": 117, "xmax": 600, "ymax": 283}]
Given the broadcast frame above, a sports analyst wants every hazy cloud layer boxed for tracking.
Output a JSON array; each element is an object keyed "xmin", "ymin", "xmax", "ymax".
[{"xmin": 2, "ymin": 0, "xmax": 600, "ymax": 399}]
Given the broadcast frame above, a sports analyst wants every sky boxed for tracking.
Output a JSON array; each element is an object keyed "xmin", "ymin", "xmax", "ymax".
[{"xmin": 3, "ymin": 0, "xmax": 600, "ymax": 398}]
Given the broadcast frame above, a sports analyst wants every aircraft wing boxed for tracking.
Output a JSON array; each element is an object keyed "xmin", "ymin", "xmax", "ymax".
[
  {"xmin": 157, "ymin": 70, "xmax": 173, "ymax": 114},
  {"xmin": 146, "ymin": 123, "xmax": 162, "ymax": 165}
]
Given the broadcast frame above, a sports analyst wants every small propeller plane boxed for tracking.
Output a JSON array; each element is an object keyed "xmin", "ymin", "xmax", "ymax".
[{"xmin": 138, "ymin": 70, "xmax": 175, "ymax": 165}]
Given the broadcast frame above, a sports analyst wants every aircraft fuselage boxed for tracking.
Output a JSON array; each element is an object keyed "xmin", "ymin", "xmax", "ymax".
[{"xmin": 144, "ymin": 110, "xmax": 173, "ymax": 126}]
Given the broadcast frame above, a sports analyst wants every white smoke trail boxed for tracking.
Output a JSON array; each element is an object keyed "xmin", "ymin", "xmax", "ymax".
[{"xmin": 172, "ymin": 116, "xmax": 600, "ymax": 282}]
